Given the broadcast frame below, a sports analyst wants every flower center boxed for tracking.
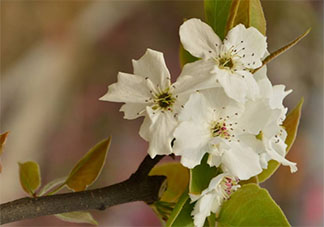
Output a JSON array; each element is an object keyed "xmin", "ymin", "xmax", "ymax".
[
  {"xmin": 210, "ymin": 121, "xmax": 231, "ymax": 139},
  {"xmin": 256, "ymin": 131, "xmax": 263, "ymax": 140},
  {"xmin": 153, "ymin": 89, "xmax": 175, "ymax": 111},
  {"xmin": 219, "ymin": 57, "xmax": 234, "ymax": 69},
  {"xmin": 220, "ymin": 176, "xmax": 240, "ymax": 199}
]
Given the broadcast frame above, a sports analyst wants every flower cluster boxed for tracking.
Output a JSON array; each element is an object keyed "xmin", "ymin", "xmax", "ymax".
[{"xmin": 100, "ymin": 18, "xmax": 297, "ymax": 227}]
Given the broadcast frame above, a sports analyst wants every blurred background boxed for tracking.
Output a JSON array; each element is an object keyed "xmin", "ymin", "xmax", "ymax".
[{"xmin": 0, "ymin": 0, "xmax": 323, "ymax": 226}]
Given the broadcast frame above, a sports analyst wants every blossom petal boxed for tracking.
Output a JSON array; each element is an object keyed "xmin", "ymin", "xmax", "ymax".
[
  {"xmin": 192, "ymin": 193, "xmax": 215, "ymax": 227},
  {"xmin": 120, "ymin": 103, "xmax": 147, "ymax": 120},
  {"xmin": 132, "ymin": 49, "xmax": 171, "ymax": 90},
  {"xmin": 173, "ymin": 60, "xmax": 218, "ymax": 95},
  {"xmin": 180, "ymin": 18, "xmax": 221, "ymax": 59},
  {"xmin": 238, "ymin": 99, "xmax": 273, "ymax": 134},
  {"xmin": 224, "ymin": 24, "xmax": 267, "ymax": 69},
  {"xmin": 138, "ymin": 116, "xmax": 151, "ymax": 141},
  {"xmin": 173, "ymin": 121, "xmax": 209, "ymax": 168},
  {"xmin": 270, "ymin": 85, "xmax": 292, "ymax": 109},
  {"xmin": 240, "ymin": 71, "xmax": 260, "ymax": 100},
  {"xmin": 266, "ymin": 139, "xmax": 297, "ymax": 173},
  {"xmin": 144, "ymin": 109, "xmax": 177, "ymax": 158},
  {"xmin": 222, "ymin": 142, "xmax": 262, "ymax": 180},
  {"xmin": 178, "ymin": 92, "xmax": 212, "ymax": 122},
  {"xmin": 216, "ymin": 69, "xmax": 247, "ymax": 103},
  {"xmin": 100, "ymin": 72, "xmax": 151, "ymax": 103}
]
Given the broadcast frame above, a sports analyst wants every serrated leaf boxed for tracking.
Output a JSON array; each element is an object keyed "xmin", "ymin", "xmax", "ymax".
[
  {"xmin": 204, "ymin": 0, "xmax": 233, "ymax": 40},
  {"xmin": 149, "ymin": 162, "xmax": 189, "ymax": 203},
  {"xmin": 38, "ymin": 177, "xmax": 67, "ymax": 196},
  {"xmin": 55, "ymin": 211, "xmax": 98, "ymax": 225},
  {"xmin": 19, "ymin": 161, "xmax": 41, "ymax": 196},
  {"xmin": 179, "ymin": 44, "xmax": 199, "ymax": 67},
  {"xmin": 258, "ymin": 98, "xmax": 303, "ymax": 183},
  {"xmin": 229, "ymin": 0, "xmax": 266, "ymax": 35},
  {"xmin": 190, "ymin": 154, "xmax": 220, "ymax": 195},
  {"xmin": 66, "ymin": 137, "xmax": 111, "ymax": 192},
  {"xmin": 166, "ymin": 192, "xmax": 195, "ymax": 227},
  {"xmin": 254, "ymin": 29, "xmax": 310, "ymax": 73},
  {"xmin": 217, "ymin": 184, "xmax": 290, "ymax": 226}
]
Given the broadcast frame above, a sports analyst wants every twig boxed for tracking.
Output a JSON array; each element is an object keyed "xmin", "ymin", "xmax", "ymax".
[{"xmin": 0, "ymin": 155, "xmax": 165, "ymax": 224}]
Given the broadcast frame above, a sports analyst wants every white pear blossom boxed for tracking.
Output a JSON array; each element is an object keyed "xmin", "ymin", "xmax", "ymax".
[
  {"xmin": 190, "ymin": 173, "xmax": 240, "ymax": 227},
  {"xmin": 239, "ymin": 69, "xmax": 297, "ymax": 172},
  {"xmin": 179, "ymin": 18, "xmax": 267, "ymax": 103},
  {"xmin": 173, "ymin": 89, "xmax": 270, "ymax": 180},
  {"xmin": 100, "ymin": 49, "xmax": 214, "ymax": 158}
]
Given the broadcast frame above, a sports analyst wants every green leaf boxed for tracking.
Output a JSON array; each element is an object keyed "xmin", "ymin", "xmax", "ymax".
[
  {"xmin": 239, "ymin": 175, "xmax": 259, "ymax": 185},
  {"xmin": 55, "ymin": 211, "xmax": 98, "ymax": 225},
  {"xmin": 206, "ymin": 213, "xmax": 216, "ymax": 227},
  {"xmin": 204, "ymin": 0, "xmax": 233, "ymax": 40},
  {"xmin": 217, "ymin": 184, "xmax": 290, "ymax": 226},
  {"xmin": 38, "ymin": 177, "xmax": 67, "ymax": 196},
  {"xmin": 258, "ymin": 98, "xmax": 303, "ymax": 183},
  {"xmin": 18, "ymin": 161, "xmax": 41, "ymax": 196},
  {"xmin": 190, "ymin": 154, "xmax": 220, "ymax": 195},
  {"xmin": 149, "ymin": 162, "xmax": 189, "ymax": 203},
  {"xmin": 66, "ymin": 137, "xmax": 111, "ymax": 192},
  {"xmin": 179, "ymin": 44, "xmax": 199, "ymax": 68},
  {"xmin": 229, "ymin": 0, "xmax": 266, "ymax": 35},
  {"xmin": 166, "ymin": 192, "xmax": 195, "ymax": 227},
  {"xmin": 254, "ymin": 29, "xmax": 310, "ymax": 73}
]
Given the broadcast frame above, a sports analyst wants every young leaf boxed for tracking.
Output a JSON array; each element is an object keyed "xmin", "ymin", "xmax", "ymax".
[
  {"xmin": 190, "ymin": 154, "xmax": 220, "ymax": 195},
  {"xmin": 229, "ymin": 0, "xmax": 266, "ymax": 35},
  {"xmin": 18, "ymin": 161, "xmax": 41, "ymax": 196},
  {"xmin": 258, "ymin": 98, "xmax": 304, "ymax": 183},
  {"xmin": 38, "ymin": 177, "xmax": 67, "ymax": 196},
  {"xmin": 204, "ymin": 0, "xmax": 233, "ymax": 40},
  {"xmin": 166, "ymin": 192, "xmax": 195, "ymax": 227},
  {"xmin": 55, "ymin": 211, "xmax": 98, "ymax": 225},
  {"xmin": 0, "ymin": 131, "xmax": 9, "ymax": 156},
  {"xmin": 149, "ymin": 162, "xmax": 189, "ymax": 203},
  {"xmin": 0, "ymin": 131, "xmax": 9, "ymax": 173},
  {"xmin": 179, "ymin": 44, "xmax": 199, "ymax": 67},
  {"xmin": 217, "ymin": 184, "xmax": 290, "ymax": 226},
  {"xmin": 254, "ymin": 29, "xmax": 310, "ymax": 73},
  {"xmin": 65, "ymin": 137, "xmax": 111, "ymax": 192}
]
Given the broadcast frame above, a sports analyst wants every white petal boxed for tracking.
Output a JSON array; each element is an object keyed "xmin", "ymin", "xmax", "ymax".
[
  {"xmin": 224, "ymin": 24, "xmax": 267, "ymax": 69},
  {"xmin": 173, "ymin": 121, "xmax": 210, "ymax": 168},
  {"xmin": 200, "ymin": 87, "xmax": 238, "ymax": 110},
  {"xmin": 100, "ymin": 72, "xmax": 151, "ymax": 103},
  {"xmin": 192, "ymin": 193, "xmax": 215, "ymax": 227},
  {"xmin": 222, "ymin": 142, "xmax": 262, "ymax": 180},
  {"xmin": 174, "ymin": 60, "xmax": 218, "ymax": 94},
  {"xmin": 120, "ymin": 103, "xmax": 146, "ymax": 120},
  {"xmin": 266, "ymin": 139, "xmax": 297, "ymax": 173},
  {"xmin": 132, "ymin": 49, "xmax": 171, "ymax": 90},
  {"xmin": 269, "ymin": 85, "xmax": 292, "ymax": 109},
  {"xmin": 240, "ymin": 71, "xmax": 260, "ymax": 100},
  {"xmin": 238, "ymin": 99, "xmax": 273, "ymax": 134},
  {"xmin": 178, "ymin": 92, "xmax": 212, "ymax": 122},
  {"xmin": 216, "ymin": 70, "xmax": 247, "ymax": 103},
  {"xmin": 145, "ymin": 109, "xmax": 177, "ymax": 158},
  {"xmin": 138, "ymin": 116, "xmax": 151, "ymax": 141},
  {"xmin": 180, "ymin": 18, "xmax": 222, "ymax": 59}
]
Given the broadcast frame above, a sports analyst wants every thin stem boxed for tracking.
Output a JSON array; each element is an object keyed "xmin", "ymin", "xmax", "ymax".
[{"xmin": 0, "ymin": 155, "xmax": 165, "ymax": 224}]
